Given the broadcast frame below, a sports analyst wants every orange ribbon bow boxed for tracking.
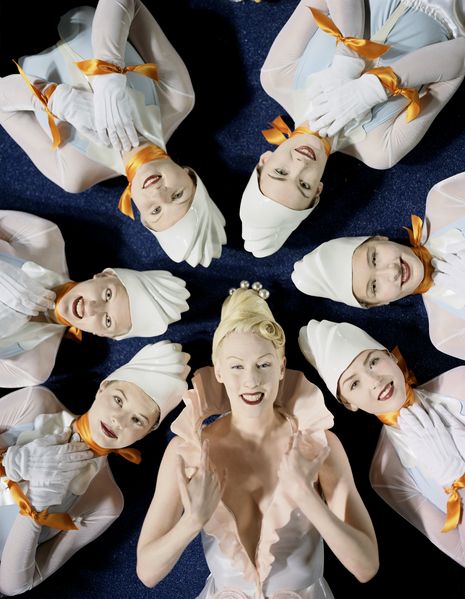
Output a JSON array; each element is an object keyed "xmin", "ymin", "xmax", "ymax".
[
  {"xmin": 13, "ymin": 60, "xmax": 60, "ymax": 149},
  {"xmin": 309, "ymin": 7, "xmax": 390, "ymax": 60},
  {"xmin": 120, "ymin": 144, "xmax": 169, "ymax": 219},
  {"xmin": 403, "ymin": 214, "xmax": 434, "ymax": 295},
  {"xmin": 0, "ymin": 458, "xmax": 77, "ymax": 531},
  {"xmin": 377, "ymin": 346, "xmax": 416, "ymax": 426},
  {"xmin": 365, "ymin": 66, "xmax": 421, "ymax": 122},
  {"xmin": 262, "ymin": 116, "xmax": 331, "ymax": 157},
  {"xmin": 53, "ymin": 282, "xmax": 82, "ymax": 342},
  {"xmin": 74, "ymin": 413, "xmax": 142, "ymax": 464},
  {"xmin": 442, "ymin": 473, "xmax": 465, "ymax": 533},
  {"xmin": 75, "ymin": 59, "xmax": 159, "ymax": 82}
]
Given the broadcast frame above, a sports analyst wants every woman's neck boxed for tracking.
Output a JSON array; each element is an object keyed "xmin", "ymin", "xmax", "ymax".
[
  {"xmin": 121, "ymin": 142, "xmax": 152, "ymax": 163},
  {"xmin": 229, "ymin": 407, "xmax": 283, "ymax": 443}
]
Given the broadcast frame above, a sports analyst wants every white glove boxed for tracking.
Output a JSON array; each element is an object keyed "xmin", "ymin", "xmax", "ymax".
[
  {"xmin": 428, "ymin": 401, "xmax": 465, "ymax": 462},
  {"xmin": 397, "ymin": 403, "xmax": 465, "ymax": 487},
  {"xmin": 432, "ymin": 250, "xmax": 465, "ymax": 298},
  {"xmin": 0, "ymin": 261, "xmax": 55, "ymax": 316},
  {"xmin": 28, "ymin": 471, "xmax": 80, "ymax": 511},
  {"xmin": 91, "ymin": 73, "xmax": 139, "ymax": 152},
  {"xmin": 306, "ymin": 55, "xmax": 366, "ymax": 100},
  {"xmin": 47, "ymin": 84, "xmax": 100, "ymax": 144},
  {"xmin": 307, "ymin": 73, "xmax": 388, "ymax": 137},
  {"xmin": 3, "ymin": 432, "xmax": 94, "ymax": 483}
]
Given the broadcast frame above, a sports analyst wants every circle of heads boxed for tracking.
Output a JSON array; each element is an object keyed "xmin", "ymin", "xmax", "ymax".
[{"xmin": 229, "ymin": 280, "xmax": 270, "ymax": 300}]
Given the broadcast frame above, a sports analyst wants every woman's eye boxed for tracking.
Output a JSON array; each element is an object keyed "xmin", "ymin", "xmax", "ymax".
[
  {"xmin": 105, "ymin": 288, "xmax": 112, "ymax": 301},
  {"xmin": 370, "ymin": 357, "xmax": 379, "ymax": 368},
  {"xmin": 275, "ymin": 168, "xmax": 288, "ymax": 176},
  {"xmin": 105, "ymin": 314, "xmax": 112, "ymax": 328},
  {"xmin": 372, "ymin": 251, "xmax": 377, "ymax": 267},
  {"xmin": 371, "ymin": 280, "xmax": 377, "ymax": 295},
  {"xmin": 151, "ymin": 206, "xmax": 161, "ymax": 215},
  {"xmin": 231, "ymin": 364, "xmax": 243, "ymax": 370},
  {"xmin": 350, "ymin": 380, "xmax": 359, "ymax": 391},
  {"xmin": 172, "ymin": 189, "xmax": 184, "ymax": 201},
  {"xmin": 300, "ymin": 180, "xmax": 311, "ymax": 190},
  {"xmin": 113, "ymin": 395, "xmax": 123, "ymax": 407},
  {"xmin": 258, "ymin": 362, "xmax": 271, "ymax": 369},
  {"xmin": 132, "ymin": 416, "xmax": 143, "ymax": 427}
]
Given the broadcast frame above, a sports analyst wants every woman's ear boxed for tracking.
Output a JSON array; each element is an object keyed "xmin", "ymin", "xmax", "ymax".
[
  {"xmin": 98, "ymin": 380, "xmax": 110, "ymax": 393},
  {"xmin": 258, "ymin": 151, "xmax": 273, "ymax": 168},
  {"xmin": 214, "ymin": 364, "xmax": 223, "ymax": 383},
  {"xmin": 279, "ymin": 356, "xmax": 286, "ymax": 380}
]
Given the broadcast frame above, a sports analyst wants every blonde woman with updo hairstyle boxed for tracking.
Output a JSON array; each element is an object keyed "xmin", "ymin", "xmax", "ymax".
[{"xmin": 137, "ymin": 283, "xmax": 379, "ymax": 598}]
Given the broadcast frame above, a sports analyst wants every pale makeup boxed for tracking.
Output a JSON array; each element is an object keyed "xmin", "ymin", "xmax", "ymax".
[
  {"xmin": 258, "ymin": 132, "xmax": 327, "ymax": 210},
  {"xmin": 352, "ymin": 237, "xmax": 424, "ymax": 306},
  {"xmin": 87, "ymin": 380, "xmax": 160, "ymax": 449},
  {"xmin": 214, "ymin": 332, "xmax": 285, "ymax": 419},
  {"xmin": 338, "ymin": 350, "xmax": 406, "ymax": 414},
  {"xmin": 55, "ymin": 272, "xmax": 131, "ymax": 338},
  {"xmin": 129, "ymin": 155, "xmax": 195, "ymax": 232}
]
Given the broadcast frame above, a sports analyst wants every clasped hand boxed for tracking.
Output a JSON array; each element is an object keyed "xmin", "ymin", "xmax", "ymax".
[
  {"xmin": 397, "ymin": 403, "xmax": 465, "ymax": 487},
  {"xmin": 432, "ymin": 248, "xmax": 465, "ymax": 299},
  {"xmin": 0, "ymin": 261, "xmax": 55, "ymax": 317},
  {"xmin": 176, "ymin": 440, "xmax": 226, "ymax": 529},
  {"xmin": 279, "ymin": 431, "xmax": 330, "ymax": 498}
]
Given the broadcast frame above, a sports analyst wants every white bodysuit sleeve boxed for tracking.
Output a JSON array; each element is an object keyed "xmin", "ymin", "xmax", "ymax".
[
  {"xmin": 91, "ymin": 0, "xmax": 194, "ymax": 140},
  {"xmin": 370, "ymin": 427, "xmax": 465, "ymax": 567},
  {"xmin": 0, "ymin": 463, "xmax": 124, "ymax": 595}
]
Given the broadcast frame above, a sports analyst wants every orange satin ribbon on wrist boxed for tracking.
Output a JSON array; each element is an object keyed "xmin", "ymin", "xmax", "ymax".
[
  {"xmin": 365, "ymin": 66, "xmax": 420, "ymax": 122},
  {"xmin": 120, "ymin": 144, "xmax": 169, "ymax": 219},
  {"xmin": 13, "ymin": 60, "xmax": 61, "ymax": 149},
  {"xmin": 403, "ymin": 214, "xmax": 434, "ymax": 295},
  {"xmin": 442, "ymin": 473, "xmax": 465, "ymax": 532},
  {"xmin": 262, "ymin": 115, "xmax": 331, "ymax": 157},
  {"xmin": 53, "ymin": 282, "xmax": 82, "ymax": 342},
  {"xmin": 74, "ymin": 413, "xmax": 142, "ymax": 464},
  {"xmin": 309, "ymin": 7, "xmax": 390, "ymax": 60},
  {"xmin": 75, "ymin": 58, "xmax": 159, "ymax": 82},
  {"xmin": 0, "ymin": 456, "xmax": 77, "ymax": 531},
  {"xmin": 377, "ymin": 346, "xmax": 416, "ymax": 426}
]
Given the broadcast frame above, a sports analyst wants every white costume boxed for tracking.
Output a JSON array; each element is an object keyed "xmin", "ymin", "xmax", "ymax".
[
  {"xmin": 172, "ymin": 367, "xmax": 335, "ymax": 599},
  {"xmin": 300, "ymin": 319, "xmax": 465, "ymax": 567},
  {"xmin": 0, "ymin": 341, "xmax": 190, "ymax": 594},
  {"xmin": 0, "ymin": 210, "xmax": 68, "ymax": 387},
  {"xmin": 0, "ymin": 0, "xmax": 226, "ymax": 267},
  {"xmin": 292, "ymin": 171, "xmax": 465, "ymax": 360}
]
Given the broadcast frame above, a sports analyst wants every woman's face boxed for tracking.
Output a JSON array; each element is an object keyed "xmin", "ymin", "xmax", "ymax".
[
  {"xmin": 131, "ymin": 159, "xmax": 195, "ymax": 231},
  {"xmin": 56, "ymin": 272, "xmax": 131, "ymax": 338},
  {"xmin": 258, "ymin": 133, "xmax": 327, "ymax": 210},
  {"xmin": 214, "ymin": 332, "xmax": 285, "ymax": 418},
  {"xmin": 338, "ymin": 350, "xmax": 406, "ymax": 415},
  {"xmin": 88, "ymin": 380, "xmax": 160, "ymax": 449},
  {"xmin": 352, "ymin": 237, "xmax": 424, "ymax": 306}
]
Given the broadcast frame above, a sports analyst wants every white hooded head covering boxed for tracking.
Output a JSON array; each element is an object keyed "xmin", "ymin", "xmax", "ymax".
[
  {"xmin": 240, "ymin": 167, "xmax": 315, "ymax": 258},
  {"xmin": 103, "ymin": 340, "xmax": 191, "ymax": 425},
  {"xmin": 298, "ymin": 319, "xmax": 386, "ymax": 397},
  {"xmin": 151, "ymin": 172, "xmax": 226, "ymax": 268},
  {"xmin": 292, "ymin": 237, "xmax": 370, "ymax": 307},
  {"xmin": 104, "ymin": 268, "xmax": 189, "ymax": 340}
]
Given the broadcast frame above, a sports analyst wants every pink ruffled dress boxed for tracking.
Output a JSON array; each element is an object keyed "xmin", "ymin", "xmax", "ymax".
[{"xmin": 171, "ymin": 367, "xmax": 335, "ymax": 599}]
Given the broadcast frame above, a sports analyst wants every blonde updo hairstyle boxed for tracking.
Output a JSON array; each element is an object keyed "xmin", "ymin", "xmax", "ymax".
[{"xmin": 212, "ymin": 288, "xmax": 286, "ymax": 364}]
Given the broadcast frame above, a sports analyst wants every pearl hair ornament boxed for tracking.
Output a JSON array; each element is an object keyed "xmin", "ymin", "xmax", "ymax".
[{"xmin": 229, "ymin": 280, "xmax": 270, "ymax": 300}]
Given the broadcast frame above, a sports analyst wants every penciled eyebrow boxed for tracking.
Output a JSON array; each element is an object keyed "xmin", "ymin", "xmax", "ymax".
[
  {"xmin": 226, "ymin": 353, "xmax": 274, "ymax": 360},
  {"xmin": 340, "ymin": 351, "xmax": 377, "ymax": 388},
  {"xmin": 266, "ymin": 174, "xmax": 310, "ymax": 199}
]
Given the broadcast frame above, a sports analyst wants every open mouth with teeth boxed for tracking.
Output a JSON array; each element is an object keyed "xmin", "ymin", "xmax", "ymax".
[
  {"xmin": 295, "ymin": 146, "xmax": 316, "ymax": 161},
  {"xmin": 400, "ymin": 258, "xmax": 411, "ymax": 286},
  {"xmin": 378, "ymin": 382, "xmax": 394, "ymax": 402},
  {"xmin": 240, "ymin": 392, "xmax": 264, "ymax": 405},
  {"xmin": 101, "ymin": 421, "xmax": 118, "ymax": 439},
  {"xmin": 72, "ymin": 296, "xmax": 84, "ymax": 319},
  {"xmin": 143, "ymin": 175, "xmax": 161, "ymax": 189}
]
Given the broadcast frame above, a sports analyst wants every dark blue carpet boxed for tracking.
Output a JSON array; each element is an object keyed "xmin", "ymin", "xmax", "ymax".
[{"xmin": 1, "ymin": 1, "xmax": 465, "ymax": 597}]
